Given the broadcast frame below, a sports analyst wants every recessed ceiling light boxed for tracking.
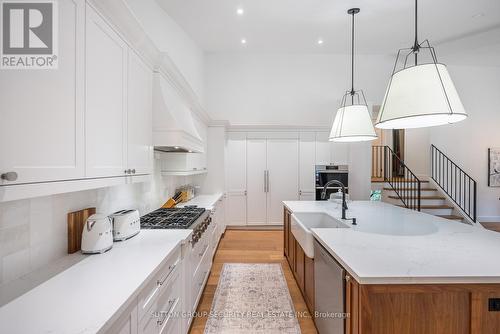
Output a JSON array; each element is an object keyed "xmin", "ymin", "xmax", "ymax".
[
  {"xmin": 472, "ymin": 12, "xmax": 484, "ymax": 19},
  {"xmin": 317, "ymin": 39, "xmax": 324, "ymax": 45},
  {"xmin": 241, "ymin": 38, "xmax": 247, "ymax": 45},
  {"xmin": 236, "ymin": 8, "xmax": 244, "ymax": 16}
]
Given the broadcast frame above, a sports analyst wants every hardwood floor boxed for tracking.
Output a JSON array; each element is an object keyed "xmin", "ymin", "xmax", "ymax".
[
  {"xmin": 482, "ymin": 222, "xmax": 500, "ymax": 233},
  {"xmin": 189, "ymin": 230, "xmax": 318, "ymax": 334}
]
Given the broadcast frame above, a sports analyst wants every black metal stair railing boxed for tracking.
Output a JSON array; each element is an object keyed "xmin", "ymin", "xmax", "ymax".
[
  {"xmin": 431, "ymin": 144, "xmax": 477, "ymax": 222},
  {"xmin": 372, "ymin": 145, "xmax": 421, "ymax": 211}
]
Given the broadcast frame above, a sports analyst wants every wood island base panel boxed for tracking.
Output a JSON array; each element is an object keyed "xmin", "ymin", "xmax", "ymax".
[{"xmin": 283, "ymin": 207, "xmax": 500, "ymax": 334}]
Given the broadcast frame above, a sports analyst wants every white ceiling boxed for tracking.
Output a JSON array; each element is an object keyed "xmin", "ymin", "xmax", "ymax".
[{"xmin": 156, "ymin": 0, "xmax": 500, "ymax": 55}]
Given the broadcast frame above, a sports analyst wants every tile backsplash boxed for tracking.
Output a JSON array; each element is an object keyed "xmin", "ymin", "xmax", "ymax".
[{"xmin": 0, "ymin": 159, "xmax": 199, "ymax": 288}]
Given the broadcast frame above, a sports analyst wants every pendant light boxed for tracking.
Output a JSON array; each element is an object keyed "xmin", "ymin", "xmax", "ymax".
[
  {"xmin": 329, "ymin": 8, "xmax": 377, "ymax": 142},
  {"xmin": 375, "ymin": 0, "xmax": 467, "ymax": 129}
]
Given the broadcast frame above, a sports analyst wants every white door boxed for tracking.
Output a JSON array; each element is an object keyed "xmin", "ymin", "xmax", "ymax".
[
  {"xmin": 85, "ymin": 5, "xmax": 128, "ymax": 178},
  {"xmin": 225, "ymin": 132, "xmax": 246, "ymax": 225},
  {"xmin": 315, "ymin": 132, "xmax": 331, "ymax": 165},
  {"xmin": 299, "ymin": 132, "xmax": 316, "ymax": 194},
  {"xmin": 246, "ymin": 139, "xmax": 267, "ymax": 225},
  {"xmin": 267, "ymin": 139, "xmax": 299, "ymax": 225},
  {"xmin": 0, "ymin": 0, "xmax": 85, "ymax": 185},
  {"xmin": 127, "ymin": 49, "xmax": 153, "ymax": 175}
]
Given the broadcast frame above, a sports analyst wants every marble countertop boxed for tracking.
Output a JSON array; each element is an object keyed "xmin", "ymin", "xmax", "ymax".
[
  {"xmin": 283, "ymin": 200, "xmax": 500, "ymax": 284},
  {"xmin": 0, "ymin": 229, "xmax": 192, "ymax": 334},
  {"xmin": 177, "ymin": 193, "xmax": 224, "ymax": 210}
]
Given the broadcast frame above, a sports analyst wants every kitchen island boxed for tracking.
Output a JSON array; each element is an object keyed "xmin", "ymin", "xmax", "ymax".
[{"xmin": 283, "ymin": 200, "xmax": 500, "ymax": 334}]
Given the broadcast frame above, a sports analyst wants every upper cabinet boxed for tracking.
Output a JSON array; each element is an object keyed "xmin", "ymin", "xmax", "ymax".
[
  {"xmin": 85, "ymin": 5, "xmax": 128, "ymax": 178},
  {"xmin": 315, "ymin": 132, "xmax": 349, "ymax": 165},
  {"xmin": 299, "ymin": 132, "xmax": 316, "ymax": 194},
  {"xmin": 86, "ymin": 4, "xmax": 153, "ymax": 178},
  {"xmin": 127, "ymin": 50, "xmax": 153, "ymax": 176},
  {"xmin": 0, "ymin": 2, "xmax": 156, "ymax": 201},
  {"xmin": 0, "ymin": 0, "xmax": 85, "ymax": 186}
]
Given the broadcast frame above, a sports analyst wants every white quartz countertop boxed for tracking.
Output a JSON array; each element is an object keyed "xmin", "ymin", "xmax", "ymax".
[
  {"xmin": 283, "ymin": 200, "xmax": 500, "ymax": 284},
  {"xmin": 0, "ymin": 229, "xmax": 191, "ymax": 334},
  {"xmin": 177, "ymin": 193, "xmax": 224, "ymax": 210}
]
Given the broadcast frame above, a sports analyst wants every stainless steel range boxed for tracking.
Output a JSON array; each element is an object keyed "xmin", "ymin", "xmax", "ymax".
[{"xmin": 140, "ymin": 206, "xmax": 211, "ymax": 246}]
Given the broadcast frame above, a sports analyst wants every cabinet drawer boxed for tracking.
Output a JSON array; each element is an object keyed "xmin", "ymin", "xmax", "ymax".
[
  {"xmin": 191, "ymin": 246, "xmax": 211, "ymax": 309},
  {"xmin": 138, "ymin": 247, "xmax": 181, "ymax": 321},
  {"xmin": 139, "ymin": 266, "xmax": 181, "ymax": 334},
  {"xmin": 190, "ymin": 238, "xmax": 209, "ymax": 278}
]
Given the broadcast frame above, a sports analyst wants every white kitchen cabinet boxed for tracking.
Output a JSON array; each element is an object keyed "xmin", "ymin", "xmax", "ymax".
[
  {"xmin": 127, "ymin": 49, "xmax": 153, "ymax": 175},
  {"xmin": 109, "ymin": 302, "xmax": 138, "ymax": 334},
  {"xmin": 247, "ymin": 139, "xmax": 268, "ymax": 225},
  {"xmin": 299, "ymin": 132, "xmax": 316, "ymax": 194},
  {"xmin": 267, "ymin": 139, "xmax": 299, "ymax": 225},
  {"xmin": 300, "ymin": 192, "xmax": 316, "ymax": 201},
  {"xmin": 85, "ymin": 4, "xmax": 128, "ymax": 178},
  {"xmin": 316, "ymin": 132, "xmax": 350, "ymax": 165},
  {"xmin": 245, "ymin": 138, "xmax": 299, "ymax": 226},
  {"xmin": 0, "ymin": 0, "xmax": 85, "ymax": 186},
  {"xmin": 331, "ymin": 142, "xmax": 349, "ymax": 165},
  {"xmin": 315, "ymin": 132, "xmax": 331, "ymax": 165},
  {"xmin": 225, "ymin": 132, "xmax": 247, "ymax": 226}
]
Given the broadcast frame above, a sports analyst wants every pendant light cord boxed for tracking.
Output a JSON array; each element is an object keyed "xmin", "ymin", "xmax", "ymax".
[
  {"xmin": 350, "ymin": 9, "xmax": 355, "ymax": 104},
  {"xmin": 413, "ymin": 0, "xmax": 419, "ymax": 65}
]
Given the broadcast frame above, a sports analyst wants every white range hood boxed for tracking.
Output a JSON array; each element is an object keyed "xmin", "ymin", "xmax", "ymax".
[{"xmin": 153, "ymin": 72, "xmax": 204, "ymax": 153}]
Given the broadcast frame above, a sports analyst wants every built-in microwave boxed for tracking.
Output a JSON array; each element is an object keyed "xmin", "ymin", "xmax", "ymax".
[{"xmin": 315, "ymin": 164, "xmax": 349, "ymax": 200}]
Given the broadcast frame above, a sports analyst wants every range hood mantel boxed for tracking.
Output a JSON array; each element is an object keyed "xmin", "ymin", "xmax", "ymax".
[{"xmin": 153, "ymin": 73, "xmax": 204, "ymax": 153}]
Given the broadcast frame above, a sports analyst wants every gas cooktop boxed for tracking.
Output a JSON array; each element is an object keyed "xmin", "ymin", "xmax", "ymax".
[{"xmin": 140, "ymin": 206, "xmax": 206, "ymax": 229}]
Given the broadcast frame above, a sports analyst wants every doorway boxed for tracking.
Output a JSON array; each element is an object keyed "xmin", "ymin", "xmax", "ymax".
[{"xmin": 392, "ymin": 129, "xmax": 405, "ymax": 177}]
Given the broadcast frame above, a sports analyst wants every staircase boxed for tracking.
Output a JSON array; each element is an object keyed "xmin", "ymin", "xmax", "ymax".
[{"xmin": 372, "ymin": 145, "xmax": 476, "ymax": 224}]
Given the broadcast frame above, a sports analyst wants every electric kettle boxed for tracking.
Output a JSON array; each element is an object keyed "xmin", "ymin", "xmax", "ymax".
[{"xmin": 81, "ymin": 213, "xmax": 113, "ymax": 254}]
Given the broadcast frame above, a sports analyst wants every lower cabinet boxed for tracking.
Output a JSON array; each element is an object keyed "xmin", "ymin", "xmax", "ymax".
[
  {"xmin": 285, "ymin": 206, "xmax": 500, "ymax": 334},
  {"xmin": 284, "ymin": 208, "xmax": 314, "ymax": 313}
]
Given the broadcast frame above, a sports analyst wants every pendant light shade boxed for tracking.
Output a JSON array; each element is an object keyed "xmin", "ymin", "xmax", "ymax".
[
  {"xmin": 330, "ymin": 104, "xmax": 377, "ymax": 142},
  {"xmin": 329, "ymin": 8, "xmax": 377, "ymax": 142},
  {"xmin": 375, "ymin": 0, "xmax": 467, "ymax": 129},
  {"xmin": 375, "ymin": 63, "xmax": 467, "ymax": 129}
]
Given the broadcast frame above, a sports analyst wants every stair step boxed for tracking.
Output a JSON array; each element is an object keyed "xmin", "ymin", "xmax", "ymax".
[
  {"xmin": 437, "ymin": 215, "xmax": 463, "ymax": 221},
  {"xmin": 388, "ymin": 195, "xmax": 445, "ymax": 200},
  {"xmin": 397, "ymin": 204, "xmax": 453, "ymax": 210},
  {"xmin": 383, "ymin": 187, "xmax": 436, "ymax": 191},
  {"xmin": 373, "ymin": 178, "xmax": 429, "ymax": 183}
]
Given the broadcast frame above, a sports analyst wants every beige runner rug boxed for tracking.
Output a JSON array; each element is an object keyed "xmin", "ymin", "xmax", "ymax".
[{"xmin": 204, "ymin": 263, "xmax": 301, "ymax": 334}]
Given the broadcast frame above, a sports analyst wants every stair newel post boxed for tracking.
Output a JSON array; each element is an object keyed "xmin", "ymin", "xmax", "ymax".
[
  {"xmin": 383, "ymin": 146, "xmax": 387, "ymax": 181},
  {"xmin": 473, "ymin": 180, "xmax": 477, "ymax": 222}
]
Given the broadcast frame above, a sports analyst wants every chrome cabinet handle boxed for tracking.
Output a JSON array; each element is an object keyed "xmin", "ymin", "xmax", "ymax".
[
  {"xmin": 156, "ymin": 260, "xmax": 179, "ymax": 286},
  {"xmin": 131, "ymin": 169, "xmax": 136, "ymax": 174},
  {"xmin": 264, "ymin": 171, "xmax": 267, "ymax": 192},
  {"xmin": 1, "ymin": 172, "xmax": 18, "ymax": 181}
]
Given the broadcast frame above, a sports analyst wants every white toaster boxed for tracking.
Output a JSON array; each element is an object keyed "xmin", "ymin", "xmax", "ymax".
[{"xmin": 109, "ymin": 209, "xmax": 140, "ymax": 241}]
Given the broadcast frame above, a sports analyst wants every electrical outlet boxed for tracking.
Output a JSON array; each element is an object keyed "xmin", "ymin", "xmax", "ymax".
[{"xmin": 489, "ymin": 298, "xmax": 500, "ymax": 311}]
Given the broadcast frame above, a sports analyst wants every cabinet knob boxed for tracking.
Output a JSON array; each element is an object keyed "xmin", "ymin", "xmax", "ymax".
[
  {"xmin": 345, "ymin": 275, "xmax": 351, "ymax": 281},
  {"xmin": 131, "ymin": 169, "xmax": 136, "ymax": 174},
  {"xmin": 1, "ymin": 172, "xmax": 18, "ymax": 181}
]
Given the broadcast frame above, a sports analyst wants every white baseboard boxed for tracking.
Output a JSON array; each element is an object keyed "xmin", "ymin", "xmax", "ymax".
[{"xmin": 478, "ymin": 216, "xmax": 500, "ymax": 223}]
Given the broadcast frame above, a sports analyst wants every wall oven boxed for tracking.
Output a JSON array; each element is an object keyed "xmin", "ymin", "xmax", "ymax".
[{"xmin": 315, "ymin": 164, "xmax": 349, "ymax": 200}]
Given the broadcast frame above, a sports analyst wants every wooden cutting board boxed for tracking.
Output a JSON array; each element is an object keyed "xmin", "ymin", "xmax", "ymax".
[{"xmin": 67, "ymin": 207, "xmax": 96, "ymax": 254}]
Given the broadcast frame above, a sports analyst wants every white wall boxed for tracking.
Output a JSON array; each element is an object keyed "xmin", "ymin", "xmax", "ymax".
[
  {"xmin": 428, "ymin": 65, "xmax": 500, "ymax": 222},
  {"xmin": 125, "ymin": 0, "xmax": 205, "ymax": 102},
  {"xmin": 403, "ymin": 65, "xmax": 500, "ymax": 221},
  {"xmin": 205, "ymin": 53, "xmax": 394, "ymax": 125}
]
